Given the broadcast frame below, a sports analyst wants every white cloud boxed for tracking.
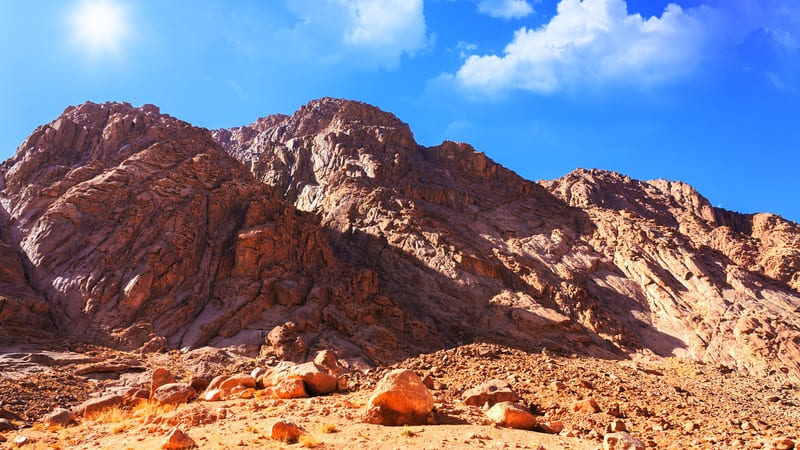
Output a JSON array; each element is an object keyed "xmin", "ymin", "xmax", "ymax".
[
  {"xmin": 452, "ymin": 0, "xmax": 711, "ymax": 94},
  {"xmin": 286, "ymin": 0, "xmax": 428, "ymax": 69},
  {"xmin": 477, "ymin": 0, "xmax": 535, "ymax": 19}
]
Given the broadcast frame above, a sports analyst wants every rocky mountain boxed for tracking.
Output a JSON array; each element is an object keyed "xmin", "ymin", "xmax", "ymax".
[{"xmin": 1, "ymin": 98, "xmax": 799, "ymax": 382}]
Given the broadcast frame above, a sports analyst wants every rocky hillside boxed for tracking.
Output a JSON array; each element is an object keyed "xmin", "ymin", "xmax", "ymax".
[{"xmin": 1, "ymin": 98, "xmax": 799, "ymax": 382}]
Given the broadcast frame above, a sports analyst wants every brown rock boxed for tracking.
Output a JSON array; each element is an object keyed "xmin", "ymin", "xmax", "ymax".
[
  {"xmin": 539, "ymin": 420, "xmax": 564, "ymax": 434},
  {"xmin": 314, "ymin": 349, "xmax": 343, "ymax": 375},
  {"xmin": 607, "ymin": 419, "xmax": 627, "ymax": 432},
  {"xmin": 572, "ymin": 398, "xmax": 601, "ymax": 414},
  {"xmin": 485, "ymin": 401, "xmax": 537, "ymax": 430},
  {"xmin": 161, "ymin": 427, "xmax": 196, "ymax": 449},
  {"xmin": 603, "ymin": 432, "xmax": 645, "ymax": 450},
  {"xmin": 270, "ymin": 421, "xmax": 303, "ymax": 443},
  {"xmin": 42, "ymin": 408, "xmax": 75, "ymax": 427},
  {"xmin": 775, "ymin": 438, "xmax": 795, "ymax": 450},
  {"xmin": 264, "ymin": 377, "xmax": 308, "ymax": 399},
  {"xmin": 364, "ymin": 369, "xmax": 434, "ymax": 426},
  {"xmin": 0, "ymin": 418, "xmax": 16, "ymax": 431},
  {"xmin": 683, "ymin": 421, "xmax": 699, "ymax": 433},
  {"xmin": 74, "ymin": 394, "xmax": 124, "ymax": 417},
  {"xmin": 153, "ymin": 383, "xmax": 196, "ymax": 405},
  {"xmin": 123, "ymin": 387, "xmax": 150, "ymax": 407},
  {"xmin": 291, "ymin": 362, "xmax": 338, "ymax": 395},
  {"xmin": 151, "ymin": 368, "xmax": 176, "ymax": 397},
  {"xmin": 462, "ymin": 379, "xmax": 520, "ymax": 407}
]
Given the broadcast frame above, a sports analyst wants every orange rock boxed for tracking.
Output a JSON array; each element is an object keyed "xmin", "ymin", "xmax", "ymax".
[
  {"xmin": 151, "ymin": 368, "xmax": 176, "ymax": 398},
  {"xmin": 265, "ymin": 377, "xmax": 308, "ymax": 399},
  {"xmin": 485, "ymin": 402, "xmax": 537, "ymax": 430},
  {"xmin": 364, "ymin": 369, "xmax": 434, "ymax": 426},
  {"xmin": 572, "ymin": 398, "xmax": 600, "ymax": 414},
  {"xmin": 270, "ymin": 421, "xmax": 303, "ymax": 443},
  {"xmin": 161, "ymin": 427, "xmax": 196, "ymax": 449}
]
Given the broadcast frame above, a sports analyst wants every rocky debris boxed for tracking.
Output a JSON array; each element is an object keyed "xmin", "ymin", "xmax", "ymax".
[
  {"xmin": 603, "ymin": 432, "xmax": 645, "ymax": 450},
  {"xmin": 153, "ymin": 383, "xmax": 196, "ymax": 406},
  {"xmin": 42, "ymin": 408, "xmax": 75, "ymax": 427},
  {"xmin": 269, "ymin": 420, "xmax": 303, "ymax": 443},
  {"xmin": 161, "ymin": 426, "xmax": 196, "ymax": 449},
  {"xmin": 73, "ymin": 394, "xmax": 124, "ymax": 417},
  {"xmin": 364, "ymin": 369, "xmax": 434, "ymax": 426},
  {"xmin": 607, "ymin": 419, "xmax": 627, "ymax": 432},
  {"xmin": 202, "ymin": 374, "xmax": 256, "ymax": 401},
  {"xmin": 485, "ymin": 401, "xmax": 537, "ymax": 430},
  {"xmin": 462, "ymin": 379, "xmax": 521, "ymax": 407}
]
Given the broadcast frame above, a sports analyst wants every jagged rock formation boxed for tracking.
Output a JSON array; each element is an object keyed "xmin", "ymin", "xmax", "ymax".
[
  {"xmin": 215, "ymin": 98, "xmax": 800, "ymax": 379},
  {"xmin": 1, "ymin": 98, "xmax": 799, "ymax": 382},
  {"xmin": 0, "ymin": 102, "xmax": 412, "ymax": 365}
]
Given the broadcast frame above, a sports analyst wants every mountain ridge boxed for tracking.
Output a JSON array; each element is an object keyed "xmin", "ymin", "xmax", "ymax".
[{"xmin": 1, "ymin": 98, "xmax": 798, "ymax": 382}]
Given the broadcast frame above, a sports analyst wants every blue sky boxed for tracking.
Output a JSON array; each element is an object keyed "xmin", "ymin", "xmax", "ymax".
[{"xmin": 1, "ymin": 0, "xmax": 799, "ymax": 222}]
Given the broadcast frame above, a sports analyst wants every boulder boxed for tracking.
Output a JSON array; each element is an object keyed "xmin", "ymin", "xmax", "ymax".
[
  {"xmin": 264, "ymin": 377, "xmax": 308, "ymax": 399},
  {"xmin": 462, "ymin": 379, "xmax": 520, "ymax": 407},
  {"xmin": 161, "ymin": 427, "xmax": 196, "ymax": 449},
  {"xmin": 603, "ymin": 432, "xmax": 645, "ymax": 450},
  {"xmin": 151, "ymin": 368, "xmax": 176, "ymax": 397},
  {"xmin": 572, "ymin": 398, "xmax": 601, "ymax": 414},
  {"xmin": 153, "ymin": 383, "xmax": 196, "ymax": 406},
  {"xmin": 364, "ymin": 369, "xmax": 434, "ymax": 426},
  {"xmin": 486, "ymin": 402, "xmax": 537, "ymax": 430},
  {"xmin": 292, "ymin": 362, "xmax": 338, "ymax": 395},
  {"xmin": 42, "ymin": 408, "xmax": 75, "ymax": 427},
  {"xmin": 270, "ymin": 420, "xmax": 303, "ymax": 443},
  {"xmin": 74, "ymin": 394, "xmax": 124, "ymax": 417}
]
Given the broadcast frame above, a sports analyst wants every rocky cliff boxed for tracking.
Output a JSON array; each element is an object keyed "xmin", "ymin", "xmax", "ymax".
[{"xmin": 1, "ymin": 98, "xmax": 798, "ymax": 381}]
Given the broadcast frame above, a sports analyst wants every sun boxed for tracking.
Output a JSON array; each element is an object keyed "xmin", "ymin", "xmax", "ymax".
[{"xmin": 68, "ymin": 0, "xmax": 131, "ymax": 57}]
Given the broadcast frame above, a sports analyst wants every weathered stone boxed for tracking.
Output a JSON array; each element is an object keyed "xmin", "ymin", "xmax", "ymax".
[
  {"xmin": 74, "ymin": 394, "xmax": 124, "ymax": 417},
  {"xmin": 151, "ymin": 368, "xmax": 176, "ymax": 397},
  {"xmin": 291, "ymin": 362, "xmax": 338, "ymax": 395},
  {"xmin": 603, "ymin": 432, "xmax": 645, "ymax": 450},
  {"xmin": 364, "ymin": 369, "xmax": 434, "ymax": 426},
  {"xmin": 270, "ymin": 421, "xmax": 303, "ymax": 443},
  {"xmin": 42, "ymin": 408, "xmax": 75, "ymax": 427},
  {"xmin": 0, "ymin": 418, "xmax": 16, "ymax": 431},
  {"xmin": 462, "ymin": 379, "xmax": 520, "ymax": 407},
  {"xmin": 161, "ymin": 427, "xmax": 196, "ymax": 449},
  {"xmin": 153, "ymin": 383, "xmax": 196, "ymax": 406},
  {"xmin": 572, "ymin": 398, "xmax": 601, "ymax": 414},
  {"xmin": 485, "ymin": 401, "xmax": 537, "ymax": 430},
  {"xmin": 264, "ymin": 377, "xmax": 308, "ymax": 399}
]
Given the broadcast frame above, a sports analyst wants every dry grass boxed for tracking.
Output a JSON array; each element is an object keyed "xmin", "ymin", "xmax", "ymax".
[
  {"xmin": 400, "ymin": 427, "xmax": 416, "ymax": 438},
  {"xmin": 299, "ymin": 433, "xmax": 320, "ymax": 447},
  {"xmin": 319, "ymin": 423, "xmax": 338, "ymax": 433}
]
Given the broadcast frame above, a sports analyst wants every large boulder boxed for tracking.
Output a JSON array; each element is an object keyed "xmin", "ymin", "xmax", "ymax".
[
  {"xmin": 364, "ymin": 369, "xmax": 434, "ymax": 426},
  {"xmin": 153, "ymin": 383, "xmax": 196, "ymax": 406},
  {"xmin": 485, "ymin": 401, "xmax": 537, "ymax": 430}
]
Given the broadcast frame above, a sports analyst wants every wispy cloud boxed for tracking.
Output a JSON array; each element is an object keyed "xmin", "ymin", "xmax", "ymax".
[
  {"xmin": 446, "ymin": 0, "xmax": 711, "ymax": 94},
  {"xmin": 476, "ymin": 0, "xmax": 535, "ymax": 19},
  {"xmin": 286, "ymin": 0, "xmax": 429, "ymax": 69}
]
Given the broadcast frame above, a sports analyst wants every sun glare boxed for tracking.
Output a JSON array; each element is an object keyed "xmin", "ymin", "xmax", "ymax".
[{"xmin": 69, "ymin": 0, "xmax": 131, "ymax": 57}]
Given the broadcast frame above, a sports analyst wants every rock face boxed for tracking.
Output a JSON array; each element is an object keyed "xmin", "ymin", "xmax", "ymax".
[
  {"xmin": 0, "ymin": 101, "xmax": 405, "ymax": 363},
  {"xmin": 1, "ymin": 98, "xmax": 799, "ymax": 383}
]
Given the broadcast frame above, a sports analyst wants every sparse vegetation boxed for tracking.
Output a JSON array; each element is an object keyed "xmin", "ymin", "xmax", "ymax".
[
  {"xmin": 299, "ymin": 433, "xmax": 320, "ymax": 447},
  {"xmin": 319, "ymin": 423, "xmax": 338, "ymax": 433}
]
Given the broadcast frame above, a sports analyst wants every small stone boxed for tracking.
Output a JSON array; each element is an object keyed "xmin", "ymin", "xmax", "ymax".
[
  {"xmin": 683, "ymin": 421, "xmax": 699, "ymax": 433},
  {"xmin": 572, "ymin": 398, "xmax": 601, "ymax": 414},
  {"xmin": 607, "ymin": 419, "xmax": 627, "ymax": 432},
  {"xmin": 539, "ymin": 420, "xmax": 564, "ymax": 434},
  {"xmin": 550, "ymin": 381, "xmax": 567, "ymax": 392},
  {"xmin": 270, "ymin": 421, "xmax": 303, "ymax": 443},
  {"xmin": 161, "ymin": 427, "xmax": 196, "ymax": 449},
  {"xmin": 12, "ymin": 435, "xmax": 32, "ymax": 447},
  {"xmin": 774, "ymin": 438, "xmax": 795, "ymax": 450},
  {"xmin": 603, "ymin": 432, "xmax": 645, "ymax": 450}
]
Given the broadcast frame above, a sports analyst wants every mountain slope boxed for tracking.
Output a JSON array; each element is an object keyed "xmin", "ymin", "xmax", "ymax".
[
  {"xmin": 0, "ymin": 98, "xmax": 797, "ymax": 381},
  {"xmin": 215, "ymin": 98, "xmax": 800, "ymax": 379}
]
